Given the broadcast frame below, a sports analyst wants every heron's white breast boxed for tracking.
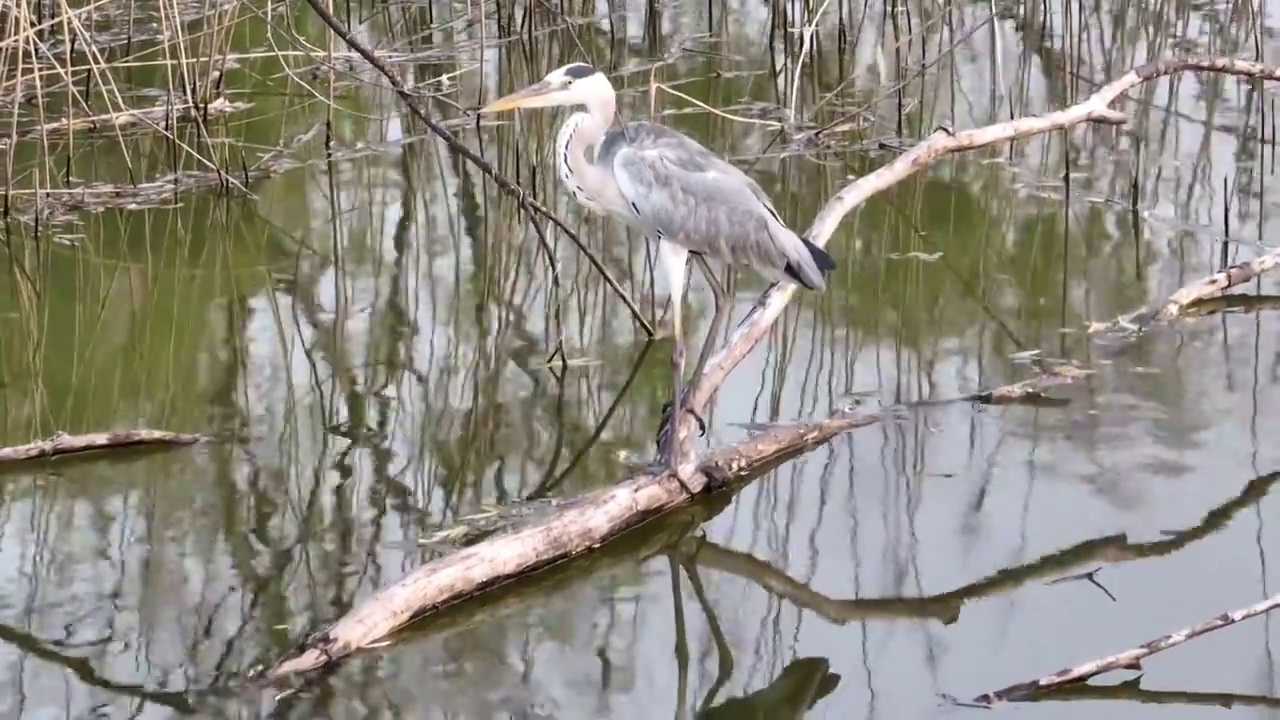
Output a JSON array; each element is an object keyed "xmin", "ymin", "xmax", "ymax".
[{"xmin": 555, "ymin": 113, "xmax": 610, "ymax": 216}]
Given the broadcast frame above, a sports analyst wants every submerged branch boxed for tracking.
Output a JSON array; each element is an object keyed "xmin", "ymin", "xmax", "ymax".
[
  {"xmin": 0, "ymin": 430, "xmax": 204, "ymax": 463},
  {"xmin": 1091, "ymin": 246, "xmax": 1280, "ymax": 336},
  {"xmin": 0, "ymin": 96, "xmax": 251, "ymax": 149},
  {"xmin": 974, "ymin": 592, "xmax": 1280, "ymax": 704}
]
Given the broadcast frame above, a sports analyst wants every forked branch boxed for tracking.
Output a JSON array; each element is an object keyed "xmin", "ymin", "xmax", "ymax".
[{"xmin": 682, "ymin": 57, "xmax": 1280, "ymax": 437}]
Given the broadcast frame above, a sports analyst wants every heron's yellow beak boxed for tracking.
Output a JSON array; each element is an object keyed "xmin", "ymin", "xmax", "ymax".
[{"xmin": 481, "ymin": 81, "xmax": 554, "ymax": 112}]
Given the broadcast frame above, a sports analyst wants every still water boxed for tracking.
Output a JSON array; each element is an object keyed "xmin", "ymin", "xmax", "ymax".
[{"xmin": 1, "ymin": 0, "xmax": 1279, "ymax": 717}]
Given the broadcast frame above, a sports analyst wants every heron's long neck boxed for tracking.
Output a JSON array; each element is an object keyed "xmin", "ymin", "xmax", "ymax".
[{"xmin": 557, "ymin": 94, "xmax": 618, "ymax": 212}]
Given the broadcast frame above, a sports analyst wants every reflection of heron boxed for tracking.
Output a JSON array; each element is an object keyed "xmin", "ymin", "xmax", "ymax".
[
  {"xmin": 482, "ymin": 62, "xmax": 835, "ymax": 485},
  {"xmin": 698, "ymin": 656, "xmax": 840, "ymax": 719}
]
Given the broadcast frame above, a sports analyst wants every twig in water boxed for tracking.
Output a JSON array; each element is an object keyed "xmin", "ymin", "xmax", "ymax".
[
  {"xmin": 973, "ymin": 592, "xmax": 1280, "ymax": 704},
  {"xmin": 1046, "ymin": 567, "xmax": 1117, "ymax": 602},
  {"xmin": 1089, "ymin": 245, "xmax": 1280, "ymax": 336},
  {"xmin": 0, "ymin": 430, "xmax": 204, "ymax": 463},
  {"xmin": 963, "ymin": 364, "xmax": 1091, "ymax": 406}
]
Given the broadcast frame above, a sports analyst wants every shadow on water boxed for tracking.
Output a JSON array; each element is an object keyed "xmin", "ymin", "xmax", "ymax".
[{"xmin": 1, "ymin": 0, "xmax": 1279, "ymax": 718}]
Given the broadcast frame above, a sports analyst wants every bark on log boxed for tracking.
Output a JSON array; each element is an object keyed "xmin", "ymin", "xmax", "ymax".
[
  {"xmin": 0, "ymin": 430, "xmax": 204, "ymax": 463},
  {"xmin": 260, "ymin": 55, "xmax": 1280, "ymax": 683}
]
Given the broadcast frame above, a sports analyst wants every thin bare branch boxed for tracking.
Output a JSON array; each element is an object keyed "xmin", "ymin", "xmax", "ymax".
[{"xmin": 299, "ymin": 0, "xmax": 655, "ymax": 337}]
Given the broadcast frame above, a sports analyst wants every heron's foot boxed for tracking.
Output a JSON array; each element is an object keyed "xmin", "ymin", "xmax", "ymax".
[
  {"xmin": 654, "ymin": 400, "xmax": 707, "ymax": 455},
  {"xmin": 700, "ymin": 463, "xmax": 730, "ymax": 492}
]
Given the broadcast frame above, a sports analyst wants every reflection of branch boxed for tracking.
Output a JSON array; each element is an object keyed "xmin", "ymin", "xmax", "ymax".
[
  {"xmin": 683, "ymin": 472, "xmax": 1280, "ymax": 629},
  {"xmin": 0, "ymin": 430, "xmax": 203, "ymax": 463},
  {"xmin": 524, "ymin": 342, "xmax": 655, "ymax": 500},
  {"xmin": 975, "ymin": 592, "xmax": 1280, "ymax": 704},
  {"xmin": 1179, "ymin": 293, "xmax": 1280, "ymax": 319},
  {"xmin": 683, "ymin": 561, "xmax": 734, "ymax": 714},
  {"xmin": 681, "ymin": 538, "xmax": 961, "ymax": 624},
  {"xmin": 1026, "ymin": 677, "xmax": 1280, "ymax": 709},
  {"xmin": 0, "ymin": 621, "xmax": 195, "ymax": 712}
]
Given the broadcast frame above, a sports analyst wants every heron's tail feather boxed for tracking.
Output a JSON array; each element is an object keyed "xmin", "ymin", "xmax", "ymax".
[
  {"xmin": 803, "ymin": 237, "xmax": 837, "ymax": 272},
  {"xmin": 783, "ymin": 236, "xmax": 837, "ymax": 290}
]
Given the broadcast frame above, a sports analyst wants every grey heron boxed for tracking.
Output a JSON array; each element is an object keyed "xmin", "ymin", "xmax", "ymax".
[{"xmin": 481, "ymin": 62, "xmax": 836, "ymax": 486}]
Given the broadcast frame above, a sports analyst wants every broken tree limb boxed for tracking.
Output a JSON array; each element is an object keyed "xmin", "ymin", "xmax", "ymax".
[
  {"xmin": 0, "ymin": 430, "xmax": 204, "ymax": 463},
  {"xmin": 259, "ymin": 367, "xmax": 1086, "ymax": 681},
  {"xmin": 973, "ymin": 592, "xmax": 1280, "ymax": 704},
  {"xmin": 260, "ymin": 467, "xmax": 1276, "ymax": 685},
  {"xmin": 1089, "ymin": 245, "xmax": 1280, "ymax": 336}
]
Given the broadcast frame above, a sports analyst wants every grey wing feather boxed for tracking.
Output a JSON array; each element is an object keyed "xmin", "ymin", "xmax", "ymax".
[{"xmin": 599, "ymin": 122, "xmax": 832, "ymax": 290}]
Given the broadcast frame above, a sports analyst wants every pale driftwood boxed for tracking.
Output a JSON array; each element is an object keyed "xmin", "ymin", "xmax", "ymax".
[
  {"xmin": 1090, "ymin": 245, "xmax": 1280, "ymax": 335},
  {"xmin": 260, "ymin": 55, "xmax": 1280, "ymax": 682},
  {"xmin": 973, "ymin": 592, "xmax": 1280, "ymax": 704},
  {"xmin": 0, "ymin": 430, "xmax": 204, "ymax": 463}
]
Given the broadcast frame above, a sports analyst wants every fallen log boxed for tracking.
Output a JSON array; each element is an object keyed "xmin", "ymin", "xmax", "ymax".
[
  {"xmin": 260, "ymin": 364, "xmax": 1086, "ymax": 681},
  {"xmin": 259, "ymin": 54, "xmax": 1280, "ymax": 683},
  {"xmin": 0, "ymin": 430, "xmax": 204, "ymax": 463}
]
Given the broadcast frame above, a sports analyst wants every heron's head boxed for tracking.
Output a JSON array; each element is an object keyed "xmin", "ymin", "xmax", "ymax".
[{"xmin": 481, "ymin": 63, "xmax": 612, "ymax": 112}]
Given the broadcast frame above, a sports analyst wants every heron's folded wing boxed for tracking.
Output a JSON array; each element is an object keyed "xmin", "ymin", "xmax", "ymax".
[{"xmin": 608, "ymin": 124, "xmax": 795, "ymax": 272}]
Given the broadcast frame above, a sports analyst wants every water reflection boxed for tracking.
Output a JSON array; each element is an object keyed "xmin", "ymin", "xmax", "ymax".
[{"xmin": 0, "ymin": 0, "xmax": 1279, "ymax": 718}]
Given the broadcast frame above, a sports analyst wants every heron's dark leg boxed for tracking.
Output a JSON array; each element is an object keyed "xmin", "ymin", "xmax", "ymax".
[{"xmin": 689, "ymin": 254, "xmax": 730, "ymax": 390}]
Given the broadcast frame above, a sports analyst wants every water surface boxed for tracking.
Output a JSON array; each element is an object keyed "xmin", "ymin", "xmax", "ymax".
[{"xmin": 1, "ymin": 0, "xmax": 1278, "ymax": 718}]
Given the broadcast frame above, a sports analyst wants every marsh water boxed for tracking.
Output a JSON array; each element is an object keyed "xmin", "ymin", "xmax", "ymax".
[{"xmin": 1, "ymin": 0, "xmax": 1279, "ymax": 717}]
